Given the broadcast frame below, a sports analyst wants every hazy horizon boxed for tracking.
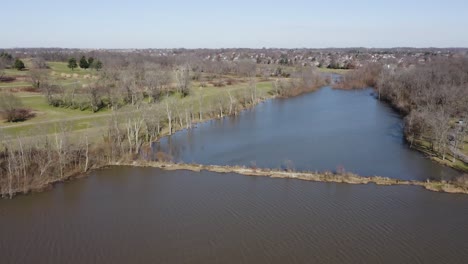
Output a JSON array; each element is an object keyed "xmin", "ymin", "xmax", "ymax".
[
  {"xmin": 3, "ymin": 0, "xmax": 468, "ymax": 49},
  {"xmin": 3, "ymin": 46, "xmax": 468, "ymax": 50}
]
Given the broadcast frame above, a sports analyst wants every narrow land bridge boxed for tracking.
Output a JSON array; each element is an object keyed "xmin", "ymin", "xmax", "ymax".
[{"xmin": 114, "ymin": 161, "xmax": 468, "ymax": 195}]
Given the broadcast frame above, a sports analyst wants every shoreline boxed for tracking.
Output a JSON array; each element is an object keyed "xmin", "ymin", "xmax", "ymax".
[
  {"xmin": 112, "ymin": 161, "xmax": 468, "ymax": 195},
  {"xmin": 332, "ymin": 85, "xmax": 467, "ymax": 173},
  {"xmin": 0, "ymin": 92, "xmax": 278, "ymax": 198},
  {"xmin": 2, "ymin": 86, "xmax": 466, "ymax": 198},
  {"xmin": 3, "ymin": 147, "xmax": 467, "ymax": 199}
]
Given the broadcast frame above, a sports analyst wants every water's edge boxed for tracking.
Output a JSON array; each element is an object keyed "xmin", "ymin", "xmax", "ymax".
[
  {"xmin": 3, "ymin": 87, "xmax": 463, "ymax": 198},
  {"xmin": 111, "ymin": 161, "xmax": 468, "ymax": 195}
]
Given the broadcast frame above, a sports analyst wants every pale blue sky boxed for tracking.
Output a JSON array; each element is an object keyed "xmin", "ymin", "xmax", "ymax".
[{"xmin": 3, "ymin": 0, "xmax": 468, "ymax": 48}]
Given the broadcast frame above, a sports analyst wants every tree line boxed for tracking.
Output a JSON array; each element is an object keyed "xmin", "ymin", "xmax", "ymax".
[
  {"xmin": 0, "ymin": 52, "xmax": 26, "ymax": 73},
  {"xmin": 0, "ymin": 55, "xmax": 328, "ymax": 197},
  {"xmin": 68, "ymin": 56, "xmax": 102, "ymax": 70},
  {"xmin": 337, "ymin": 58, "xmax": 468, "ymax": 165},
  {"xmin": 0, "ymin": 81, "xmax": 265, "ymax": 197},
  {"xmin": 34, "ymin": 54, "xmax": 323, "ymax": 112}
]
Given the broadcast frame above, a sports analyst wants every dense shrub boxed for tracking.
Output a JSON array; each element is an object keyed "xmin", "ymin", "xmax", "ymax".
[
  {"xmin": 0, "ymin": 93, "xmax": 35, "ymax": 122},
  {"xmin": 1, "ymin": 108, "xmax": 35, "ymax": 122}
]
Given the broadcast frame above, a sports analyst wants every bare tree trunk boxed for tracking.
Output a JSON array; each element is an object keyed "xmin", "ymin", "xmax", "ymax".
[
  {"xmin": 198, "ymin": 94, "xmax": 203, "ymax": 120},
  {"xmin": 165, "ymin": 99, "xmax": 172, "ymax": 135},
  {"xmin": 218, "ymin": 102, "xmax": 224, "ymax": 118},
  {"xmin": 7, "ymin": 148, "xmax": 13, "ymax": 198},
  {"xmin": 126, "ymin": 120, "xmax": 134, "ymax": 154},
  {"xmin": 17, "ymin": 137, "xmax": 28, "ymax": 192},
  {"xmin": 176, "ymin": 108, "xmax": 184, "ymax": 128},
  {"xmin": 55, "ymin": 132, "xmax": 64, "ymax": 179},
  {"xmin": 228, "ymin": 91, "xmax": 234, "ymax": 115},
  {"xmin": 133, "ymin": 119, "xmax": 143, "ymax": 155},
  {"xmin": 157, "ymin": 119, "xmax": 161, "ymax": 135},
  {"xmin": 185, "ymin": 109, "xmax": 191, "ymax": 129},
  {"xmin": 84, "ymin": 134, "xmax": 89, "ymax": 172},
  {"xmin": 274, "ymin": 79, "xmax": 279, "ymax": 95},
  {"xmin": 442, "ymin": 142, "xmax": 446, "ymax": 160},
  {"xmin": 249, "ymin": 77, "xmax": 257, "ymax": 104}
]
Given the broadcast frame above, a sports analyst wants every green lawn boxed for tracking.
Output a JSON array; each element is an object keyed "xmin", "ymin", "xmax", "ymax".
[
  {"xmin": 1, "ymin": 61, "xmax": 98, "ymax": 91},
  {"xmin": 192, "ymin": 80, "xmax": 273, "ymax": 98},
  {"xmin": 48, "ymin": 61, "xmax": 97, "ymax": 76},
  {"xmin": 0, "ymin": 60, "xmax": 276, "ymax": 139},
  {"xmin": 1, "ymin": 68, "xmax": 32, "ymax": 88},
  {"xmin": 1, "ymin": 57, "xmax": 276, "ymax": 139},
  {"xmin": 2, "ymin": 68, "xmax": 29, "ymax": 77},
  {"xmin": 1, "ymin": 115, "xmax": 112, "ymax": 136},
  {"xmin": 0, "ymin": 94, "xmax": 110, "ymax": 135},
  {"xmin": 0, "ymin": 81, "xmax": 33, "ymax": 88},
  {"xmin": 0, "ymin": 80, "xmax": 275, "ymax": 137}
]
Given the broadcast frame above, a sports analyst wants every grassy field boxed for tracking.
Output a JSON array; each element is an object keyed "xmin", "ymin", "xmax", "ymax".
[
  {"xmin": 0, "ymin": 60, "xmax": 330, "ymax": 139},
  {"xmin": 0, "ymin": 61, "xmax": 104, "ymax": 136},
  {"xmin": 1, "ymin": 61, "xmax": 98, "ymax": 90},
  {"xmin": 0, "ymin": 67, "xmax": 275, "ymax": 137},
  {"xmin": 48, "ymin": 61, "xmax": 96, "ymax": 76},
  {"xmin": 0, "ymin": 94, "xmax": 110, "ymax": 135},
  {"xmin": 2, "ymin": 68, "xmax": 30, "ymax": 77},
  {"xmin": 0, "ymin": 81, "xmax": 33, "ymax": 88}
]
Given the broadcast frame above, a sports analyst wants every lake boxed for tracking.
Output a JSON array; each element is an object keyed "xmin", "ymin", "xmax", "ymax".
[
  {"xmin": 1, "ymin": 87, "xmax": 466, "ymax": 263},
  {"xmin": 155, "ymin": 87, "xmax": 458, "ymax": 181}
]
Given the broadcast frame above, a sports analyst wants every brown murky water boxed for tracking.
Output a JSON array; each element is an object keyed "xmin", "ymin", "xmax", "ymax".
[{"xmin": 1, "ymin": 167, "xmax": 468, "ymax": 263}]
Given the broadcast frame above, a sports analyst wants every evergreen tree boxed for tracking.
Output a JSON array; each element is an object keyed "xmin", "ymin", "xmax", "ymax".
[
  {"xmin": 87, "ymin": 57, "xmax": 94, "ymax": 66},
  {"xmin": 0, "ymin": 52, "xmax": 13, "ymax": 61},
  {"xmin": 79, "ymin": 56, "xmax": 89, "ymax": 69},
  {"xmin": 14, "ymin": 59, "xmax": 25, "ymax": 70},
  {"xmin": 94, "ymin": 60, "xmax": 103, "ymax": 70},
  {"xmin": 68, "ymin": 57, "xmax": 77, "ymax": 70}
]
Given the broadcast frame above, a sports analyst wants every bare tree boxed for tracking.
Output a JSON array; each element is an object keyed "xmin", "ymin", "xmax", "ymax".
[
  {"xmin": 195, "ymin": 93, "xmax": 202, "ymax": 122},
  {"xmin": 144, "ymin": 64, "xmax": 172, "ymax": 102},
  {"xmin": 143, "ymin": 104, "xmax": 163, "ymax": 143},
  {"xmin": 248, "ymin": 77, "xmax": 257, "ymax": 104},
  {"xmin": 30, "ymin": 57, "xmax": 49, "ymax": 69},
  {"xmin": 175, "ymin": 64, "xmax": 191, "ymax": 96},
  {"xmin": 120, "ymin": 71, "xmax": 143, "ymax": 106},
  {"xmin": 125, "ymin": 110, "xmax": 145, "ymax": 155},
  {"xmin": 0, "ymin": 59, "xmax": 5, "ymax": 80},
  {"xmin": 53, "ymin": 123, "xmax": 70, "ymax": 179},
  {"xmin": 227, "ymin": 90, "xmax": 236, "ymax": 115},
  {"xmin": 87, "ymin": 84, "xmax": 103, "ymax": 112},
  {"xmin": 30, "ymin": 69, "xmax": 50, "ymax": 88},
  {"xmin": 236, "ymin": 59, "xmax": 256, "ymax": 77},
  {"xmin": 165, "ymin": 96, "xmax": 174, "ymax": 135},
  {"xmin": 106, "ymin": 112, "xmax": 126, "ymax": 161}
]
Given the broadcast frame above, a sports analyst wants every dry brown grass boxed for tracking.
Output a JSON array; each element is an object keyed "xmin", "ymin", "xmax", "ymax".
[{"xmin": 119, "ymin": 161, "xmax": 468, "ymax": 195}]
